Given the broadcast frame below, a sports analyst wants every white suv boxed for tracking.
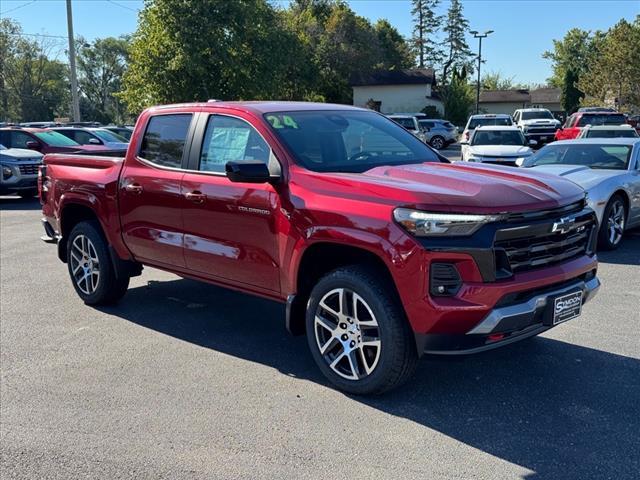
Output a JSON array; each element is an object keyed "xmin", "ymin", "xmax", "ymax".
[{"xmin": 513, "ymin": 108, "xmax": 561, "ymax": 145}]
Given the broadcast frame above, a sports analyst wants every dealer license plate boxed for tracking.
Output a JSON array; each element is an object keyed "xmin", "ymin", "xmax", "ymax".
[{"xmin": 552, "ymin": 290, "xmax": 583, "ymax": 325}]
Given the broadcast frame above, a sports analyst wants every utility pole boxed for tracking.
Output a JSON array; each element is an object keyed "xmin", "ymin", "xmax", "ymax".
[
  {"xmin": 470, "ymin": 30, "xmax": 493, "ymax": 115},
  {"xmin": 66, "ymin": 0, "xmax": 80, "ymax": 122}
]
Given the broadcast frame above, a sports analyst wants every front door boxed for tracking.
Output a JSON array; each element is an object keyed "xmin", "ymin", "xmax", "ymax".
[
  {"xmin": 119, "ymin": 113, "xmax": 195, "ymax": 268},
  {"xmin": 181, "ymin": 113, "xmax": 281, "ymax": 293}
]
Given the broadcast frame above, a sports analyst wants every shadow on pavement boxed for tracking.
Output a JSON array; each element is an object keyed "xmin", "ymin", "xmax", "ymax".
[
  {"xmin": 100, "ymin": 275, "xmax": 639, "ymax": 480},
  {"xmin": 0, "ymin": 196, "xmax": 41, "ymax": 211},
  {"xmin": 597, "ymin": 232, "xmax": 640, "ymax": 266}
]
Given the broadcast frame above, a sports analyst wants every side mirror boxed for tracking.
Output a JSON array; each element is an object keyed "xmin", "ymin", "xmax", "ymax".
[
  {"xmin": 25, "ymin": 141, "xmax": 41, "ymax": 151},
  {"xmin": 528, "ymin": 139, "xmax": 538, "ymax": 146},
  {"xmin": 88, "ymin": 138, "xmax": 101, "ymax": 145},
  {"xmin": 226, "ymin": 161, "xmax": 274, "ymax": 184}
]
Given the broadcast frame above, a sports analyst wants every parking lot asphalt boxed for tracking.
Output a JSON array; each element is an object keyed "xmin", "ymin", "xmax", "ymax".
[{"xmin": 1, "ymin": 196, "xmax": 639, "ymax": 480}]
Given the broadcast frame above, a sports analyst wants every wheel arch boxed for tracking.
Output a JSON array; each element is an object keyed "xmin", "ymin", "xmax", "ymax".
[{"xmin": 286, "ymin": 241, "xmax": 406, "ymax": 337}]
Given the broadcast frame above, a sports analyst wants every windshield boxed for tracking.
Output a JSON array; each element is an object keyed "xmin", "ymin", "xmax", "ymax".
[
  {"xmin": 472, "ymin": 130, "xmax": 525, "ymax": 146},
  {"xmin": 521, "ymin": 111, "xmax": 554, "ymax": 120},
  {"xmin": 585, "ymin": 129, "xmax": 638, "ymax": 139},
  {"xmin": 468, "ymin": 117, "xmax": 512, "ymax": 129},
  {"xmin": 578, "ymin": 114, "xmax": 627, "ymax": 127},
  {"xmin": 264, "ymin": 110, "xmax": 440, "ymax": 173},
  {"xmin": 524, "ymin": 144, "xmax": 632, "ymax": 170},
  {"xmin": 91, "ymin": 129, "xmax": 128, "ymax": 143},
  {"xmin": 34, "ymin": 131, "xmax": 79, "ymax": 147}
]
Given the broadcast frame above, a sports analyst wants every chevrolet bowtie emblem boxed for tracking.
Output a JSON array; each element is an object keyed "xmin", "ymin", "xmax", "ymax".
[{"xmin": 551, "ymin": 216, "xmax": 576, "ymax": 234}]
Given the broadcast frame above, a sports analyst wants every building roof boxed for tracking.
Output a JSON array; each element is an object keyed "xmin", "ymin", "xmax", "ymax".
[
  {"xmin": 479, "ymin": 89, "xmax": 530, "ymax": 103},
  {"xmin": 350, "ymin": 68, "xmax": 436, "ymax": 87},
  {"xmin": 479, "ymin": 87, "xmax": 562, "ymax": 105},
  {"xmin": 530, "ymin": 87, "xmax": 561, "ymax": 104}
]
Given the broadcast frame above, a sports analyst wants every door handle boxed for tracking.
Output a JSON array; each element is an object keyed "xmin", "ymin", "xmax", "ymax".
[
  {"xmin": 124, "ymin": 183, "xmax": 143, "ymax": 195},
  {"xmin": 185, "ymin": 191, "xmax": 206, "ymax": 204}
]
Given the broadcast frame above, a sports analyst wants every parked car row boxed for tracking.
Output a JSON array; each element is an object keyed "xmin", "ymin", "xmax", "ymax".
[
  {"xmin": 0, "ymin": 124, "xmax": 132, "ymax": 197},
  {"xmin": 457, "ymin": 108, "xmax": 640, "ymax": 250},
  {"xmin": 386, "ymin": 113, "xmax": 458, "ymax": 150}
]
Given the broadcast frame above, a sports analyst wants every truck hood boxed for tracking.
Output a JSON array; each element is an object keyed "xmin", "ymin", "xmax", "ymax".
[
  {"xmin": 468, "ymin": 145, "xmax": 533, "ymax": 157},
  {"xmin": 528, "ymin": 164, "xmax": 622, "ymax": 190},
  {"xmin": 311, "ymin": 162, "xmax": 585, "ymax": 214},
  {"xmin": 0, "ymin": 147, "xmax": 44, "ymax": 161}
]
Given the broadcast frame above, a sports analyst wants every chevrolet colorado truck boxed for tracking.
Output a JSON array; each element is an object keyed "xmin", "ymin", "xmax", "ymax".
[{"xmin": 40, "ymin": 102, "xmax": 601, "ymax": 394}]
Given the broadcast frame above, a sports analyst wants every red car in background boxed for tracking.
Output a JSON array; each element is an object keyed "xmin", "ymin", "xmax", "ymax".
[
  {"xmin": 555, "ymin": 111, "xmax": 628, "ymax": 141},
  {"xmin": 0, "ymin": 127, "xmax": 122, "ymax": 155}
]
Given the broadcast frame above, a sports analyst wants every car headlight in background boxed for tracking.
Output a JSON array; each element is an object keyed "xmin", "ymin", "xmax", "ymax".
[
  {"xmin": 394, "ymin": 208, "xmax": 505, "ymax": 236},
  {"xmin": 2, "ymin": 166, "xmax": 13, "ymax": 180},
  {"xmin": 466, "ymin": 155, "xmax": 481, "ymax": 162}
]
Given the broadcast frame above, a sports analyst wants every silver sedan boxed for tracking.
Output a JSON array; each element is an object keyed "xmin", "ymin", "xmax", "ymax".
[{"xmin": 523, "ymin": 138, "xmax": 640, "ymax": 250}]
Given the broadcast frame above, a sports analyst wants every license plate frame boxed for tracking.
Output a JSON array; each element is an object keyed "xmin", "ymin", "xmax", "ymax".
[{"xmin": 552, "ymin": 290, "xmax": 583, "ymax": 325}]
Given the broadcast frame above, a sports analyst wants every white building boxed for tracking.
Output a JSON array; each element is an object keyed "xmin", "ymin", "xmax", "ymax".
[
  {"xmin": 479, "ymin": 88, "xmax": 564, "ymax": 118},
  {"xmin": 351, "ymin": 69, "xmax": 444, "ymax": 115}
]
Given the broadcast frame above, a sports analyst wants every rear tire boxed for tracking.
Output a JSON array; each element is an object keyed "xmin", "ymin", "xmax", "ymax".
[
  {"xmin": 305, "ymin": 266, "xmax": 418, "ymax": 395},
  {"xmin": 66, "ymin": 221, "xmax": 130, "ymax": 305},
  {"xmin": 598, "ymin": 194, "xmax": 626, "ymax": 250},
  {"xmin": 430, "ymin": 135, "xmax": 446, "ymax": 150}
]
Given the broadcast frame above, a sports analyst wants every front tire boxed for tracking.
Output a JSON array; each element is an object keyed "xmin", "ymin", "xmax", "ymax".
[
  {"xmin": 598, "ymin": 195, "xmax": 626, "ymax": 250},
  {"xmin": 305, "ymin": 266, "xmax": 418, "ymax": 395},
  {"xmin": 67, "ymin": 221, "xmax": 130, "ymax": 305}
]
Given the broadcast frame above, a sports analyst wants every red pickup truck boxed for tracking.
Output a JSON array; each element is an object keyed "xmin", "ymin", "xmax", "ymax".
[{"xmin": 40, "ymin": 102, "xmax": 600, "ymax": 394}]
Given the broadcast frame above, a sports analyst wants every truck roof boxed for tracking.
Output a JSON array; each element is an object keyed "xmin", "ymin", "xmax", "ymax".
[{"xmin": 150, "ymin": 101, "xmax": 366, "ymax": 115}]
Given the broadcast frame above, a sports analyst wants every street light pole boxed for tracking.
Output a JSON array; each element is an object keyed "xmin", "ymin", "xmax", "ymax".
[
  {"xmin": 66, "ymin": 0, "xmax": 81, "ymax": 122},
  {"xmin": 470, "ymin": 30, "xmax": 494, "ymax": 115}
]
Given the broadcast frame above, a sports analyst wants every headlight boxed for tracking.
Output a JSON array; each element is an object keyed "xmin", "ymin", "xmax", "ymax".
[
  {"xmin": 393, "ymin": 208, "xmax": 505, "ymax": 237},
  {"xmin": 2, "ymin": 166, "xmax": 13, "ymax": 180},
  {"xmin": 467, "ymin": 155, "xmax": 481, "ymax": 162}
]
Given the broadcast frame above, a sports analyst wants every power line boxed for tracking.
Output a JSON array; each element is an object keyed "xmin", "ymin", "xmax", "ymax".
[
  {"xmin": 5, "ymin": 32, "xmax": 69, "ymax": 40},
  {"xmin": 105, "ymin": 0, "xmax": 139, "ymax": 13},
  {"xmin": 0, "ymin": 0, "xmax": 37, "ymax": 16}
]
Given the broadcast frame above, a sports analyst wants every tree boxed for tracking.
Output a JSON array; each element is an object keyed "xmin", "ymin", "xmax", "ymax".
[
  {"xmin": 120, "ymin": 0, "xmax": 303, "ymax": 112},
  {"xmin": 441, "ymin": 0, "xmax": 473, "ymax": 84},
  {"xmin": 542, "ymin": 28, "xmax": 595, "ymax": 113},
  {"xmin": 77, "ymin": 36, "xmax": 129, "ymax": 124},
  {"xmin": 578, "ymin": 17, "xmax": 640, "ymax": 111},
  {"xmin": 481, "ymin": 71, "xmax": 516, "ymax": 90},
  {"xmin": 0, "ymin": 19, "xmax": 69, "ymax": 122},
  {"xmin": 374, "ymin": 19, "xmax": 414, "ymax": 70},
  {"xmin": 410, "ymin": 0, "xmax": 442, "ymax": 68},
  {"xmin": 441, "ymin": 68, "xmax": 474, "ymax": 125}
]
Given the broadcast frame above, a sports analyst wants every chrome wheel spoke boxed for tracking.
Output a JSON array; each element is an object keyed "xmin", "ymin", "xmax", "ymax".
[
  {"xmin": 70, "ymin": 234, "xmax": 100, "ymax": 295},
  {"xmin": 314, "ymin": 287, "xmax": 381, "ymax": 381}
]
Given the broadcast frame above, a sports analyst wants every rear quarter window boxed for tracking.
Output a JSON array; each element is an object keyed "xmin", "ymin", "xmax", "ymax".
[{"xmin": 139, "ymin": 114, "xmax": 193, "ymax": 168}]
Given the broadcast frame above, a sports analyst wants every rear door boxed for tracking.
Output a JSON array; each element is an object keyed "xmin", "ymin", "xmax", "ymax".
[
  {"xmin": 180, "ymin": 112, "xmax": 282, "ymax": 293},
  {"xmin": 119, "ymin": 112, "xmax": 197, "ymax": 268}
]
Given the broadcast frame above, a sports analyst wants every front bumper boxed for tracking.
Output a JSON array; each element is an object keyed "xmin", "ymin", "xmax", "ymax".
[
  {"xmin": 420, "ymin": 275, "xmax": 600, "ymax": 354},
  {"xmin": 0, "ymin": 175, "xmax": 38, "ymax": 194}
]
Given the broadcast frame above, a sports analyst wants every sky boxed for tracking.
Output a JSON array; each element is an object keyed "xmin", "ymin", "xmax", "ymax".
[{"xmin": 2, "ymin": 0, "xmax": 639, "ymax": 85}]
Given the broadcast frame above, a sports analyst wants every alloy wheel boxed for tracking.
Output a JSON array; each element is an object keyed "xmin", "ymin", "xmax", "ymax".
[
  {"xmin": 69, "ymin": 234, "xmax": 100, "ymax": 295},
  {"xmin": 314, "ymin": 288, "xmax": 381, "ymax": 380},
  {"xmin": 607, "ymin": 200, "xmax": 625, "ymax": 246},
  {"xmin": 431, "ymin": 137, "xmax": 444, "ymax": 149}
]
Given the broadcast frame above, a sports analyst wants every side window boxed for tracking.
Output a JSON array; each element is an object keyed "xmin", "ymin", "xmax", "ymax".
[
  {"xmin": 198, "ymin": 115, "xmax": 270, "ymax": 173},
  {"xmin": 424, "ymin": 121, "xmax": 435, "ymax": 129},
  {"xmin": 567, "ymin": 115, "xmax": 577, "ymax": 128},
  {"xmin": 140, "ymin": 114, "xmax": 193, "ymax": 168},
  {"xmin": 73, "ymin": 130, "xmax": 97, "ymax": 145},
  {"xmin": 11, "ymin": 131, "xmax": 35, "ymax": 148}
]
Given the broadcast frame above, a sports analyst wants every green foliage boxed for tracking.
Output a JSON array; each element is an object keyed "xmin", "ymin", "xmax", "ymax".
[
  {"xmin": 77, "ymin": 36, "xmax": 130, "ymax": 124},
  {"xmin": 375, "ymin": 19, "xmax": 415, "ymax": 70},
  {"xmin": 0, "ymin": 19, "xmax": 69, "ymax": 122},
  {"xmin": 120, "ymin": 0, "xmax": 415, "ymax": 111},
  {"xmin": 578, "ymin": 16, "xmax": 640, "ymax": 111},
  {"xmin": 420, "ymin": 104, "xmax": 441, "ymax": 118},
  {"xmin": 481, "ymin": 71, "xmax": 517, "ymax": 90},
  {"xmin": 441, "ymin": 0, "xmax": 473, "ymax": 84},
  {"xmin": 410, "ymin": 0, "xmax": 442, "ymax": 68},
  {"xmin": 561, "ymin": 68, "xmax": 582, "ymax": 114},
  {"xmin": 441, "ymin": 68, "xmax": 474, "ymax": 125}
]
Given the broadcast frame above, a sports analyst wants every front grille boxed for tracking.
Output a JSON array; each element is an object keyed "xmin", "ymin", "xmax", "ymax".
[
  {"xmin": 482, "ymin": 160, "xmax": 518, "ymax": 167},
  {"xmin": 505, "ymin": 199, "xmax": 585, "ymax": 223},
  {"xmin": 494, "ymin": 208, "xmax": 595, "ymax": 273},
  {"xmin": 526, "ymin": 127, "xmax": 557, "ymax": 135},
  {"xmin": 18, "ymin": 164, "xmax": 39, "ymax": 175}
]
